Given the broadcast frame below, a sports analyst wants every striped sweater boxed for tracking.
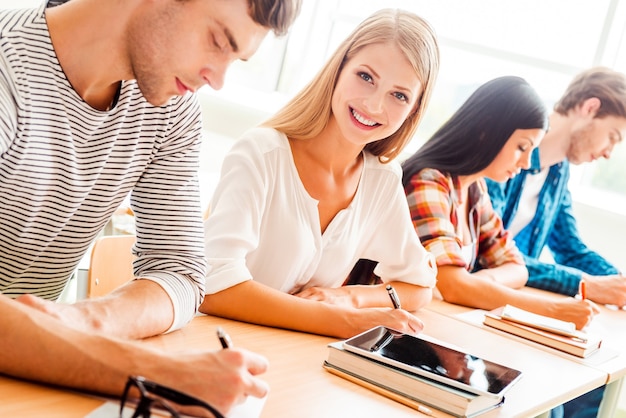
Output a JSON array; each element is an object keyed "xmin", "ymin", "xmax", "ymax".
[{"xmin": 0, "ymin": 4, "xmax": 207, "ymax": 331}]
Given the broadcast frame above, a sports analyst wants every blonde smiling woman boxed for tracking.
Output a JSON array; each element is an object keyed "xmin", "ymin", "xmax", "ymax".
[{"xmin": 201, "ymin": 8, "xmax": 440, "ymax": 339}]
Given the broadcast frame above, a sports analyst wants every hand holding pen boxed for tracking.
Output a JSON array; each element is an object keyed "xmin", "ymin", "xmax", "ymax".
[
  {"xmin": 384, "ymin": 284, "xmax": 426, "ymax": 334},
  {"xmin": 212, "ymin": 327, "xmax": 270, "ymax": 408}
]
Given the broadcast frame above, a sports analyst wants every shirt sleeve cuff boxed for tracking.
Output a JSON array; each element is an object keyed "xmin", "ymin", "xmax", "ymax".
[{"xmin": 142, "ymin": 273, "xmax": 203, "ymax": 333}]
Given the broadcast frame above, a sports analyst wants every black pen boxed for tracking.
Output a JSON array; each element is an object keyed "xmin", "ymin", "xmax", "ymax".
[
  {"xmin": 386, "ymin": 284, "xmax": 401, "ymax": 309},
  {"xmin": 216, "ymin": 326, "xmax": 233, "ymax": 349}
]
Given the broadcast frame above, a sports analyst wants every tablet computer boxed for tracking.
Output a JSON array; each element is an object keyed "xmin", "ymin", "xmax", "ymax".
[{"xmin": 342, "ymin": 326, "xmax": 522, "ymax": 398}]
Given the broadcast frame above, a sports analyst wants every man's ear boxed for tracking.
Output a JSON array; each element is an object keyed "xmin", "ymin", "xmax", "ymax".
[{"xmin": 579, "ymin": 97, "xmax": 602, "ymax": 117}]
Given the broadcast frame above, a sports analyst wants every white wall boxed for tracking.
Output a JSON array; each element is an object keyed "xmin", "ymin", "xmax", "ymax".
[
  {"xmin": 198, "ymin": 89, "xmax": 276, "ymax": 140},
  {"xmin": 574, "ymin": 202, "xmax": 626, "ymax": 272}
]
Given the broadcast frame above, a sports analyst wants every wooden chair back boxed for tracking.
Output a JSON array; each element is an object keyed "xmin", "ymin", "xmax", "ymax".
[{"xmin": 87, "ymin": 234, "xmax": 136, "ymax": 298}]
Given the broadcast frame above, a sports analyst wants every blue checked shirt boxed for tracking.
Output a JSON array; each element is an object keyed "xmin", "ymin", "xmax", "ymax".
[{"xmin": 486, "ymin": 148, "xmax": 619, "ymax": 296}]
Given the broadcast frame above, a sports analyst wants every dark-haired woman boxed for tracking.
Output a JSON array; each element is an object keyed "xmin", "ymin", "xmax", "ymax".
[{"xmin": 402, "ymin": 76, "xmax": 598, "ymax": 330}]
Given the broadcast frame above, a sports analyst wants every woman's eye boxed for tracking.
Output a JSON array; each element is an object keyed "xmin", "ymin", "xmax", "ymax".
[
  {"xmin": 358, "ymin": 72, "xmax": 373, "ymax": 83},
  {"xmin": 394, "ymin": 92, "xmax": 409, "ymax": 102}
]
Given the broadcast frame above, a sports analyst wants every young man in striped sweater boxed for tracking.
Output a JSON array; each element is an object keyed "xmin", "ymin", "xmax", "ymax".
[{"xmin": 0, "ymin": 0, "xmax": 301, "ymax": 412}]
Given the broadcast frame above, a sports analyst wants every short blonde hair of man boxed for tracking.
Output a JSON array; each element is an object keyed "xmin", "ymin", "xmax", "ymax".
[{"xmin": 264, "ymin": 8, "xmax": 440, "ymax": 162}]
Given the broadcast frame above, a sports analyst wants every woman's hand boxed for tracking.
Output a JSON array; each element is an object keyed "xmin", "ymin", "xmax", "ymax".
[
  {"xmin": 324, "ymin": 306, "xmax": 425, "ymax": 339},
  {"xmin": 294, "ymin": 286, "xmax": 356, "ymax": 307},
  {"xmin": 374, "ymin": 308, "xmax": 425, "ymax": 335}
]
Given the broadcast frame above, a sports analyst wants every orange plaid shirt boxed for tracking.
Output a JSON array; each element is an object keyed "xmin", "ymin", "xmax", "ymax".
[{"xmin": 405, "ymin": 168, "xmax": 523, "ymax": 271}]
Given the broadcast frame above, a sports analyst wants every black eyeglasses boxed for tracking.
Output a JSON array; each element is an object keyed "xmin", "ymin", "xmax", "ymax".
[{"xmin": 120, "ymin": 375, "xmax": 225, "ymax": 418}]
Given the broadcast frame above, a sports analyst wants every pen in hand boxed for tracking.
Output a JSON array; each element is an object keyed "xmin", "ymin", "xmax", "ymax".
[
  {"xmin": 386, "ymin": 284, "xmax": 402, "ymax": 309},
  {"xmin": 216, "ymin": 326, "xmax": 233, "ymax": 349}
]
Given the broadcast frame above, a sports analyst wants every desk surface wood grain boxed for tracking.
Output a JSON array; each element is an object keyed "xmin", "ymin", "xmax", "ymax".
[{"xmin": 0, "ymin": 310, "xmax": 608, "ymax": 418}]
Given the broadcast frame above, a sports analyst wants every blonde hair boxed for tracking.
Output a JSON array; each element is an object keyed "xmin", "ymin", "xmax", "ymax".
[{"xmin": 263, "ymin": 8, "xmax": 440, "ymax": 162}]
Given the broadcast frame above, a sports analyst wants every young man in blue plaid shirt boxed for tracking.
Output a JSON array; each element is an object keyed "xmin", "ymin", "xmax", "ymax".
[{"xmin": 487, "ymin": 66, "xmax": 626, "ymax": 418}]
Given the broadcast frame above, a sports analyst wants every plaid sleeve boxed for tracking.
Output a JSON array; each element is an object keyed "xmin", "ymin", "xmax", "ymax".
[
  {"xmin": 405, "ymin": 169, "xmax": 467, "ymax": 269},
  {"xmin": 475, "ymin": 180, "xmax": 524, "ymax": 269}
]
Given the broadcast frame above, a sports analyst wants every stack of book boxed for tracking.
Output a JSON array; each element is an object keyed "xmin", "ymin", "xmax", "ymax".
[
  {"xmin": 483, "ymin": 305, "xmax": 602, "ymax": 358},
  {"xmin": 324, "ymin": 341, "xmax": 505, "ymax": 417}
]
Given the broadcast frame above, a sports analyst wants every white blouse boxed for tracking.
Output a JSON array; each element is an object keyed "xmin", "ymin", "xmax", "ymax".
[{"xmin": 204, "ymin": 127, "xmax": 436, "ymax": 294}]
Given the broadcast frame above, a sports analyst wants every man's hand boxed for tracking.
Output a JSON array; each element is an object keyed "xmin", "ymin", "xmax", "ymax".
[{"xmin": 162, "ymin": 348, "xmax": 269, "ymax": 417}]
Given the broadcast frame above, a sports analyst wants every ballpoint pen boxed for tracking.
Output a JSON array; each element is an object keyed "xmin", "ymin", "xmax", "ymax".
[
  {"xmin": 216, "ymin": 326, "xmax": 233, "ymax": 349},
  {"xmin": 386, "ymin": 284, "xmax": 402, "ymax": 309}
]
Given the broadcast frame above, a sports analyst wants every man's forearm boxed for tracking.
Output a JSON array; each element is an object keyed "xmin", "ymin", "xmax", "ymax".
[
  {"xmin": 2, "ymin": 294, "xmax": 135, "ymax": 395},
  {"xmin": 77, "ymin": 279, "xmax": 178, "ymax": 338},
  {"xmin": 17, "ymin": 279, "xmax": 179, "ymax": 339}
]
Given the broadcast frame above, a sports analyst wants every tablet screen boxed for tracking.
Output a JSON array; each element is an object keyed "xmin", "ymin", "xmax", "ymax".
[{"xmin": 343, "ymin": 326, "xmax": 522, "ymax": 397}]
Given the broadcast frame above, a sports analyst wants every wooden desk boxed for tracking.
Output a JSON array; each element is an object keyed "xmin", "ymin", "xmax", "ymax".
[
  {"xmin": 0, "ymin": 312, "xmax": 608, "ymax": 418},
  {"xmin": 427, "ymin": 290, "xmax": 626, "ymax": 417}
]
